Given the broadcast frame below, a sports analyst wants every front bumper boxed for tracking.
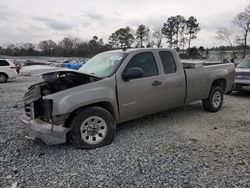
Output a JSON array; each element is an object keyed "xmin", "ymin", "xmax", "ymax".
[{"xmin": 20, "ymin": 114, "xmax": 71, "ymax": 145}]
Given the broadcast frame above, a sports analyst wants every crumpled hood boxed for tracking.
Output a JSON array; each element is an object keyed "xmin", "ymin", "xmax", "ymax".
[
  {"xmin": 26, "ymin": 70, "xmax": 102, "ymax": 97},
  {"xmin": 37, "ymin": 68, "xmax": 75, "ymax": 76},
  {"xmin": 40, "ymin": 69, "xmax": 100, "ymax": 81}
]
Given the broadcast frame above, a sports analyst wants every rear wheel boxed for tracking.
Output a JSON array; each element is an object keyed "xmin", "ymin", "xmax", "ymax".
[
  {"xmin": 203, "ymin": 86, "xmax": 223, "ymax": 112},
  {"xmin": 0, "ymin": 73, "xmax": 7, "ymax": 83},
  {"xmin": 68, "ymin": 106, "xmax": 116, "ymax": 149}
]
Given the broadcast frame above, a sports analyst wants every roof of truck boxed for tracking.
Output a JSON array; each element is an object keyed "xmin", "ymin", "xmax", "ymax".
[{"xmin": 102, "ymin": 48, "xmax": 175, "ymax": 54}]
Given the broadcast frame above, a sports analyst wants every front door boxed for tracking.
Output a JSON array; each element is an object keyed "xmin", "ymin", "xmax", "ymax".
[{"xmin": 117, "ymin": 52, "xmax": 164, "ymax": 122}]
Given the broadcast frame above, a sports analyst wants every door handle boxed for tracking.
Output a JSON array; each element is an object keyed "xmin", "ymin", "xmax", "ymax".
[{"xmin": 152, "ymin": 80, "xmax": 162, "ymax": 86}]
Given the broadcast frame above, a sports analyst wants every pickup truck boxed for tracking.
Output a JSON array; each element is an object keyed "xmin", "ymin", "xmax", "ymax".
[{"xmin": 20, "ymin": 48, "xmax": 235, "ymax": 149}]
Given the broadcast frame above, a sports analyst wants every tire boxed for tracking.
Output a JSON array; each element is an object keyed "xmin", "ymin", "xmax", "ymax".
[
  {"xmin": 202, "ymin": 86, "xmax": 223, "ymax": 112},
  {"xmin": 68, "ymin": 106, "xmax": 116, "ymax": 149},
  {"xmin": 0, "ymin": 73, "xmax": 8, "ymax": 83}
]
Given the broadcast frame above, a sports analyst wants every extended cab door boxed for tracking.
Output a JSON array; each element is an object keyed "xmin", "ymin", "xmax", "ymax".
[
  {"xmin": 116, "ymin": 51, "xmax": 165, "ymax": 122},
  {"xmin": 157, "ymin": 50, "xmax": 186, "ymax": 108}
]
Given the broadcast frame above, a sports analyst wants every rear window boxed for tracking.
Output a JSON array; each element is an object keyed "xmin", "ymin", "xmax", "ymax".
[
  {"xmin": 0, "ymin": 60, "xmax": 10, "ymax": 66},
  {"xmin": 159, "ymin": 51, "xmax": 176, "ymax": 74}
]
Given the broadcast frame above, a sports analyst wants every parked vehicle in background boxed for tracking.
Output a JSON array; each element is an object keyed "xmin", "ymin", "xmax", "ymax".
[
  {"xmin": 20, "ymin": 48, "xmax": 235, "ymax": 149},
  {"xmin": 0, "ymin": 59, "xmax": 18, "ymax": 83},
  {"xmin": 233, "ymin": 58, "xmax": 250, "ymax": 91},
  {"xmin": 64, "ymin": 63, "xmax": 83, "ymax": 70},
  {"xmin": 19, "ymin": 65, "xmax": 62, "ymax": 77}
]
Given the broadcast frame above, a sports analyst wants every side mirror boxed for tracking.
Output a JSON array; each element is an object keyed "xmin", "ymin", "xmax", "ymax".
[{"xmin": 122, "ymin": 67, "xmax": 144, "ymax": 81}]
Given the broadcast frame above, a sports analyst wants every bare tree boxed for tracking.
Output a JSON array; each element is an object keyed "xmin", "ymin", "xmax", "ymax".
[
  {"xmin": 218, "ymin": 46, "xmax": 226, "ymax": 60},
  {"xmin": 216, "ymin": 28, "xmax": 237, "ymax": 58},
  {"xmin": 233, "ymin": 5, "xmax": 250, "ymax": 58},
  {"xmin": 152, "ymin": 28, "xmax": 163, "ymax": 48}
]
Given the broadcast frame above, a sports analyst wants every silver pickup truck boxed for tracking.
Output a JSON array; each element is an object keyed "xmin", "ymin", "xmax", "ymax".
[{"xmin": 20, "ymin": 48, "xmax": 235, "ymax": 149}]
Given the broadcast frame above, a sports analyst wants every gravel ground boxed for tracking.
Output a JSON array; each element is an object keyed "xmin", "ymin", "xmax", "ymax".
[{"xmin": 0, "ymin": 76, "xmax": 249, "ymax": 188}]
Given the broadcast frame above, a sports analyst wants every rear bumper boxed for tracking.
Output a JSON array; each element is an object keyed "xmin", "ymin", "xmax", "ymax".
[{"xmin": 20, "ymin": 114, "xmax": 71, "ymax": 145}]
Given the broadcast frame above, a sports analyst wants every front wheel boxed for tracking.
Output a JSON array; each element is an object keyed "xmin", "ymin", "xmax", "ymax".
[
  {"xmin": 203, "ymin": 86, "xmax": 223, "ymax": 112},
  {"xmin": 0, "ymin": 73, "xmax": 7, "ymax": 83},
  {"xmin": 68, "ymin": 106, "xmax": 116, "ymax": 149}
]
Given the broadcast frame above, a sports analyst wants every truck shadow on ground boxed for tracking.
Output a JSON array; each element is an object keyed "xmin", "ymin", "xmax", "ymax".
[
  {"xmin": 19, "ymin": 103, "xmax": 205, "ymax": 150},
  {"xmin": 230, "ymin": 91, "xmax": 250, "ymax": 98}
]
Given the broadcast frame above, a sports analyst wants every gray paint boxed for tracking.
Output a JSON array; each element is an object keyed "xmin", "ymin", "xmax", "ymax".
[
  {"xmin": 44, "ymin": 48, "xmax": 234, "ymax": 123},
  {"xmin": 21, "ymin": 48, "xmax": 235, "ymax": 145}
]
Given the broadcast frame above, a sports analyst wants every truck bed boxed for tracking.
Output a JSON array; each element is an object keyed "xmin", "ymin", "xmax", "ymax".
[
  {"xmin": 183, "ymin": 62, "xmax": 235, "ymax": 104},
  {"xmin": 181, "ymin": 60, "xmax": 225, "ymax": 69}
]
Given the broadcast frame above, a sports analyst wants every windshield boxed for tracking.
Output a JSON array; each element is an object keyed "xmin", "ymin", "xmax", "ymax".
[
  {"xmin": 237, "ymin": 58, "xmax": 250, "ymax": 68},
  {"xmin": 79, "ymin": 52, "xmax": 127, "ymax": 78}
]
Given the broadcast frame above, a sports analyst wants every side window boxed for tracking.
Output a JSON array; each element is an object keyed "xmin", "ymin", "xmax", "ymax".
[
  {"xmin": 124, "ymin": 52, "xmax": 158, "ymax": 78},
  {"xmin": 159, "ymin": 51, "xmax": 176, "ymax": 74},
  {"xmin": 0, "ymin": 60, "xmax": 10, "ymax": 66}
]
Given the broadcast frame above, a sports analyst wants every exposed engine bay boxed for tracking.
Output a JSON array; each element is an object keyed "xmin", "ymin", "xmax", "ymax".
[
  {"xmin": 23, "ymin": 71, "xmax": 101, "ymax": 123},
  {"xmin": 38, "ymin": 71, "xmax": 101, "ymax": 96}
]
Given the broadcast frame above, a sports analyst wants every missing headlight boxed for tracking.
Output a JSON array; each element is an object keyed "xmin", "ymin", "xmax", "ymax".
[{"xmin": 34, "ymin": 99, "xmax": 53, "ymax": 121}]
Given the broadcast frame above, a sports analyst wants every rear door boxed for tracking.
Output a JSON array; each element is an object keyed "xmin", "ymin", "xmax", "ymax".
[
  {"xmin": 157, "ymin": 51, "xmax": 186, "ymax": 108},
  {"xmin": 116, "ymin": 51, "xmax": 165, "ymax": 122}
]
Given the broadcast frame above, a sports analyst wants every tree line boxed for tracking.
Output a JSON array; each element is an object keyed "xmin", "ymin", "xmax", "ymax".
[
  {"xmin": 0, "ymin": 4, "xmax": 249, "ymax": 58},
  {"xmin": 0, "ymin": 15, "xmax": 201, "ymax": 58},
  {"xmin": 0, "ymin": 36, "xmax": 112, "ymax": 58}
]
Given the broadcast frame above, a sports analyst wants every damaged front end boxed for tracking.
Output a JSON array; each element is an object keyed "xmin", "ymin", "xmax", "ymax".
[{"xmin": 20, "ymin": 71, "xmax": 101, "ymax": 145}]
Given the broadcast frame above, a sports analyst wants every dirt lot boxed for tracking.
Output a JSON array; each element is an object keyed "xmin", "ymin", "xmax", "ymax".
[{"xmin": 0, "ymin": 76, "xmax": 249, "ymax": 187}]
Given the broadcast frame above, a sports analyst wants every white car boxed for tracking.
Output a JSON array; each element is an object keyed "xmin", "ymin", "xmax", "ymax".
[{"xmin": 0, "ymin": 59, "xmax": 18, "ymax": 83}]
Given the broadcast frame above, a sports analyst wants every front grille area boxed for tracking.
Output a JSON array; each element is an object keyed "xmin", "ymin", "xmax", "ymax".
[
  {"xmin": 24, "ymin": 104, "xmax": 31, "ymax": 118},
  {"xmin": 23, "ymin": 84, "xmax": 41, "ymax": 119},
  {"xmin": 24, "ymin": 103, "xmax": 34, "ymax": 119}
]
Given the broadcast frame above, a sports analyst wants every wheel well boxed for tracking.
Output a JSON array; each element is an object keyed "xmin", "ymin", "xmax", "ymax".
[
  {"xmin": 212, "ymin": 79, "xmax": 226, "ymax": 92},
  {"xmin": 0, "ymin": 72, "xmax": 8, "ymax": 79},
  {"xmin": 64, "ymin": 102, "xmax": 115, "ymax": 128}
]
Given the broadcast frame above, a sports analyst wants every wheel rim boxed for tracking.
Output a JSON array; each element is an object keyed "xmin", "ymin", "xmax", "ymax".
[
  {"xmin": 212, "ymin": 91, "xmax": 222, "ymax": 108},
  {"xmin": 0, "ymin": 74, "xmax": 6, "ymax": 83},
  {"xmin": 80, "ymin": 116, "xmax": 107, "ymax": 145}
]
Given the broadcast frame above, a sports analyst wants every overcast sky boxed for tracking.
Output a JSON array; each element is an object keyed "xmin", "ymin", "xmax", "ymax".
[{"xmin": 0, "ymin": 0, "xmax": 249, "ymax": 47}]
